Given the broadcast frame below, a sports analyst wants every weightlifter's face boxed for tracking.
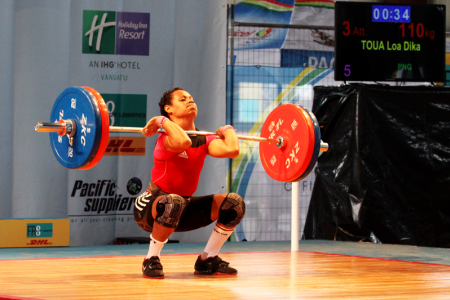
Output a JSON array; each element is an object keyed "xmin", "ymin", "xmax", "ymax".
[{"xmin": 165, "ymin": 90, "xmax": 197, "ymax": 119}]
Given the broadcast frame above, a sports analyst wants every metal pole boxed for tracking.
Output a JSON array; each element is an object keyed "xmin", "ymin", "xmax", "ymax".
[
  {"xmin": 230, "ymin": 4, "xmax": 235, "ymax": 67},
  {"xmin": 233, "ymin": 21, "xmax": 334, "ymax": 30},
  {"xmin": 228, "ymin": 4, "xmax": 236, "ymax": 195},
  {"xmin": 34, "ymin": 122, "xmax": 65, "ymax": 132},
  {"xmin": 34, "ymin": 123, "xmax": 280, "ymax": 144},
  {"xmin": 156, "ymin": 129, "xmax": 280, "ymax": 144},
  {"xmin": 35, "ymin": 123, "xmax": 143, "ymax": 134},
  {"xmin": 109, "ymin": 126, "xmax": 143, "ymax": 133},
  {"xmin": 291, "ymin": 181, "xmax": 299, "ymax": 251}
]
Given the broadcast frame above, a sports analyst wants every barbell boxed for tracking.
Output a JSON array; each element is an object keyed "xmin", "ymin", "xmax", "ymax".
[{"xmin": 34, "ymin": 86, "xmax": 328, "ymax": 182}]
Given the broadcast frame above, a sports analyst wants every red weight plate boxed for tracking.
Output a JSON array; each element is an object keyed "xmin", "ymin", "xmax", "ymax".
[
  {"xmin": 78, "ymin": 86, "xmax": 110, "ymax": 170},
  {"xmin": 293, "ymin": 106, "xmax": 321, "ymax": 181},
  {"xmin": 259, "ymin": 104, "xmax": 316, "ymax": 182}
]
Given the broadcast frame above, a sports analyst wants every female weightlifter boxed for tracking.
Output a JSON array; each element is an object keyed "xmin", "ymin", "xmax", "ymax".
[{"xmin": 134, "ymin": 88, "xmax": 245, "ymax": 279}]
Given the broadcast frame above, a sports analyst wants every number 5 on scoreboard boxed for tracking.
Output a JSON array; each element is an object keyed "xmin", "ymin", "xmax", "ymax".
[{"xmin": 344, "ymin": 65, "xmax": 351, "ymax": 77}]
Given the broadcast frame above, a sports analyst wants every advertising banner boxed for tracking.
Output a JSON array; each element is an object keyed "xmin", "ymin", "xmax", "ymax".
[
  {"xmin": 280, "ymin": 49, "xmax": 334, "ymax": 68},
  {"xmin": 232, "ymin": 0, "xmax": 335, "ymax": 65},
  {"xmin": 0, "ymin": 219, "xmax": 70, "ymax": 248},
  {"xmin": 283, "ymin": 0, "xmax": 335, "ymax": 50},
  {"xmin": 67, "ymin": 4, "xmax": 154, "ymax": 246},
  {"xmin": 233, "ymin": 0, "xmax": 294, "ymax": 50},
  {"xmin": 3, "ymin": 0, "xmax": 227, "ymax": 246},
  {"xmin": 66, "ymin": 1, "xmax": 227, "ymax": 246}
]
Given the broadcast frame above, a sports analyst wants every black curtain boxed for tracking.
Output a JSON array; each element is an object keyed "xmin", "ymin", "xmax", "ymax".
[{"xmin": 304, "ymin": 84, "xmax": 450, "ymax": 247}]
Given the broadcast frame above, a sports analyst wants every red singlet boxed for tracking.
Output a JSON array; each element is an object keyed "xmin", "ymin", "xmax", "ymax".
[{"xmin": 151, "ymin": 134, "xmax": 217, "ymax": 196}]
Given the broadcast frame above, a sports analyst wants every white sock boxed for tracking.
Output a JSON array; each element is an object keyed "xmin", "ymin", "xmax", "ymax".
[
  {"xmin": 201, "ymin": 223, "xmax": 234, "ymax": 260},
  {"xmin": 146, "ymin": 234, "xmax": 168, "ymax": 259}
]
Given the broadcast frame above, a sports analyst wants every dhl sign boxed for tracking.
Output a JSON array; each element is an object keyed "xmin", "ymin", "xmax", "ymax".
[
  {"xmin": 27, "ymin": 239, "xmax": 53, "ymax": 246},
  {"xmin": 104, "ymin": 137, "xmax": 146, "ymax": 156},
  {"xmin": 0, "ymin": 219, "xmax": 70, "ymax": 248}
]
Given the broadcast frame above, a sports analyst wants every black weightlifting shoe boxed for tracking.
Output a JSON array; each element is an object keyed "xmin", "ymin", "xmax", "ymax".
[
  {"xmin": 142, "ymin": 256, "xmax": 164, "ymax": 279},
  {"xmin": 194, "ymin": 255, "xmax": 238, "ymax": 275}
]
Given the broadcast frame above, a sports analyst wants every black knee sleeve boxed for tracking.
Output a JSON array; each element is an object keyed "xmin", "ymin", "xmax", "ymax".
[
  {"xmin": 155, "ymin": 194, "xmax": 188, "ymax": 229},
  {"xmin": 218, "ymin": 193, "xmax": 245, "ymax": 227}
]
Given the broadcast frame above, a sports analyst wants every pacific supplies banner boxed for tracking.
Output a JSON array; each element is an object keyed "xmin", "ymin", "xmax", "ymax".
[{"xmin": 2, "ymin": 0, "xmax": 227, "ymax": 246}]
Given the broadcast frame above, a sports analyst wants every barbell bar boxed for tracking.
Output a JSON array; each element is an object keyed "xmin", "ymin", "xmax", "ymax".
[
  {"xmin": 35, "ymin": 122, "xmax": 329, "ymax": 152},
  {"xmin": 34, "ymin": 86, "xmax": 329, "ymax": 182}
]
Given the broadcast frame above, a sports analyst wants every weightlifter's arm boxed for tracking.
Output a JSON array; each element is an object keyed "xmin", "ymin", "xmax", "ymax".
[
  {"xmin": 208, "ymin": 126, "xmax": 240, "ymax": 158},
  {"xmin": 142, "ymin": 117, "xmax": 192, "ymax": 152}
]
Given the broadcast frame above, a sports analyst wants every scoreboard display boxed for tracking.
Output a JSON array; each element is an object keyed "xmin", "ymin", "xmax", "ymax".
[{"xmin": 334, "ymin": 2, "xmax": 446, "ymax": 82}]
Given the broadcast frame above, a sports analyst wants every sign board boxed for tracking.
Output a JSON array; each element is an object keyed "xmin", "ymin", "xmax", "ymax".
[
  {"xmin": 0, "ymin": 219, "xmax": 70, "ymax": 248},
  {"xmin": 335, "ymin": 2, "xmax": 446, "ymax": 81}
]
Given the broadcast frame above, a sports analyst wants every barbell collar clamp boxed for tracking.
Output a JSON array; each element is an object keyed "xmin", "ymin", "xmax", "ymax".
[
  {"xmin": 35, "ymin": 121, "xmax": 77, "ymax": 146},
  {"xmin": 276, "ymin": 136, "xmax": 285, "ymax": 148}
]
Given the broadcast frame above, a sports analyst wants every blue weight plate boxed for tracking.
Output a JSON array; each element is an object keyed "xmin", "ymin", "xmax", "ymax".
[
  {"xmin": 293, "ymin": 105, "xmax": 321, "ymax": 182},
  {"xmin": 49, "ymin": 87, "xmax": 102, "ymax": 169}
]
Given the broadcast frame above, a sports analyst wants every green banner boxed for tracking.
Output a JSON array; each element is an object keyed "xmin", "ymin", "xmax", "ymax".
[{"xmin": 102, "ymin": 93, "xmax": 147, "ymax": 127}]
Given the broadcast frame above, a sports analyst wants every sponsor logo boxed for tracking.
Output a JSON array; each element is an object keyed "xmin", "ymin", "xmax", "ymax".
[
  {"xmin": 80, "ymin": 113, "xmax": 91, "ymax": 146},
  {"xmin": 104, "ymin": 137, "xmax": 146, "ymax": 156},
  {"xmin": 135, "ymin": 191, "xmax": 151, "ymax": 212},
  {"xmin": 127, "ymin": 177, "xmax": 142, "ymax": 196},
  {"xmin": 178, "ymin": 151, "xmax": 189, "ymax": 159},
  {"xmin": 246, "ymin": 28, "xmax": 273, "ymax": 45},
  {"xmin": 308, "ymin": 55, "xmax": 334, "ymax": 68},
  {"xmin": 103, "ymin": 93, "xmax": 147, "ymax": 127},
  {"xmin": 229, "ymin": 28, "xmax": 273, "ymax": 42},
  {"xmin": 27, "ymin": 223, "xmax": 53, "ymax": 238},
  {"xmin": 89, "ymin": 61, "xmax": 141, "ymax": 73},
  {"xmin": 280, "ymin": 49, "xmax": 335, "ymax": 68},
  {"xmin": 71, "ymin": 179, "xmax": 136, "ymax": 214},
  {"xmin": 255, "ymin": 28, "xmax": 273, "ymax": 39},
  {"xmin": 82, "ymin": 10, "xmax": 150, "ymax": 56},
  {"xmin": 231, "ymin": 29, "xmax": 256, "ymax": 37},
  {"xmin": 26, "ymin": 240, "xmax": 53, "ymax": 246}
]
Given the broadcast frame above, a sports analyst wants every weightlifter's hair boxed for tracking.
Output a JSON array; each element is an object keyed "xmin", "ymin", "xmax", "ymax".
[{"xmin": 159, "ymin": 87, "xmax": 184, "ymax": 119}]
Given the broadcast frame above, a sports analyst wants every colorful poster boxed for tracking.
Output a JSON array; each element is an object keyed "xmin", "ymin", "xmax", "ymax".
[
  {"xmin": 233, "ymin": 0, "xmax": 294, "ymax": 49},
  {"xmin": 228, "ymin": 65, "xmax": 335, "ymax": 241}
]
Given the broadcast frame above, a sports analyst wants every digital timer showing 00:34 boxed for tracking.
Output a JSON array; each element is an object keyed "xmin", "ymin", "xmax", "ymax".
[{"xmin": 372, "ymin": 5, "xmax": 410, "ymax": 23}]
